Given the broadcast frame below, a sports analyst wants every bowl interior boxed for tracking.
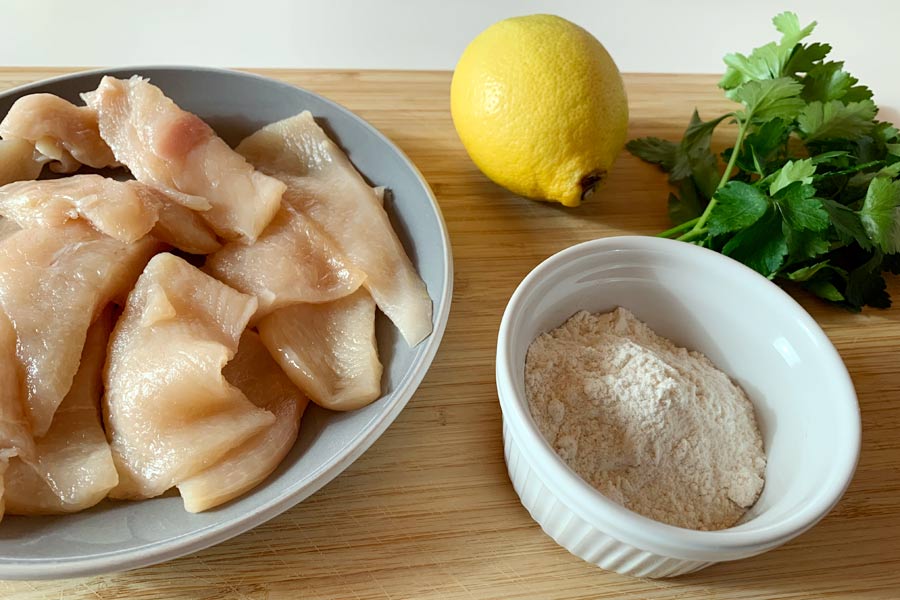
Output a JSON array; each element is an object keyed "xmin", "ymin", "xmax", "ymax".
[
  {"xmin": 503, "ymin": 238, "xmax": 859, "ymax": 546},
  {"xmin": 0, "ymin": 67, "xmax": 451, "ymax": 578}
]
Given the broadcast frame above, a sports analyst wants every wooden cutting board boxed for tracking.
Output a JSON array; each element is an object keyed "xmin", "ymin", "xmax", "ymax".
[{"xmin": 2, "ymin": 68, "xmax": 899, "ymax": 599}]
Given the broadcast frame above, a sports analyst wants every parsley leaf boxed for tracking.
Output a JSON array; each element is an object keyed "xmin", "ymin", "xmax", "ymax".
[
  {"xmin": 772, "ymin": 11, "xmax": 817, "ymax": 45},
  {"xmin": 737, "ymin": 118, "xmax": 790, "ymax": 174},
  {"xmin": 768, "ymin": 159, "xmax": 817, "ymax": 195},
  {"xmin": 775, "ymin": 182, "xmax": 829, "ymax": 231},
  {"xmin": 785, "ymin": 226, "xmax": 831, "ymax": 261},
  {"xmin": 844, "ymin": 83, "xmax": 876, "ymax": 103},
  {"xmin": 806, "ymin": 280, "xmax": 846, "ymax": 302},
  {"xmin": 877, "ymin": 121, "xmax": 900, "ymax": 144},
  {"xmin": 720, "ymin": 12, "xmax": 816, "ymax": 91},
  {"xmin": 797, "ymin": 99, "xmax": 877, "ymax": 141},
  {"xmin": 668, "ymin": 179, "xmax": 705, "ymax": 225},
  {"xmin": 785, "ymin": 261, "xmax": 839, "ymax": 281},
  {"xmin": 733, "ymin": 78, "xmax": 806, "ymax": 122},
  {"xmin": 721, "ymin": 45, "xmax": 784, "ymax": 90},
  {"xmin": 810, "ymin": 150, "xmax": 851, "ymax": 165},
  {"xmin": 846, "ymin": 251, "xmax": 890, "ymax": 309},
  {"xmin": 801, "ymin": 61, "xmax": 873, "ymax": 103},
  {"xmin": 821, "ymin": 198, "xmax": 874, "ymax": 250},
  {"xmin": 774, "ymin": 183, "xmax": 831, "ymax": 261},
  {"xmin": 784, "ymin": 42, "xmax": 831, "ymax": 75},
  {"xmin": 859, "ymin": 176, "xmax": 900, "ymax": 253},
  {"xmin": 626, "ymin": 111, "xmax": 728, "ymax": 202},
  {"xmin": 707, "ymin": 181, "xmax": 769, "ymax": 235},
  {"xmin": 624, "ymin": 137, "xmax": 677, "ymax": 171},
  {"xmin": 722, "ymin": 208, "xmax": 788, "ymax": 275},
  {"xmin": 786, "ymin": 262, "xmax": 849, "ymax": 302},
  {"xmin": 673, "ymin": 111, "xmax": 730, "ymax": 197}
]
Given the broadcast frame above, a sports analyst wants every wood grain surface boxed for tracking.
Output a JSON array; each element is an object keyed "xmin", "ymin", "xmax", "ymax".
[{"xmin": 1, "ymin": 68, "xmax": 899, "ymax": 599}]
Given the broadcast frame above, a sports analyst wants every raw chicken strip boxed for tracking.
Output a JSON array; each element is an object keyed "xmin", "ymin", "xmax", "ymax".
[
  {"xmin": 0, "ymin": 138, "xmax": 44, "ymax": 185},
  {"xmin": 0, "ymin": 93, "xmax": 117, "ymax": 173},
  {"xmin": 0, "ymin": 174, "xmax": 220, "ymax": 251},
  {"xmin": 237, "ymin": 112, "xmax": 432, "ymax": 345},
  {"xmin": 0, "ymin": 224, "xmax": 162, "ymax": 436},
  {"xmin": 4, "ymin": 309, "xmax": 118, "ymax": 515},
  {"xmin": 153, "ymin": 200, "xmax": 221, "ymax": 254},
  {"xmin": 0, "ymin": 175, "xmax": 158, "ymax": 243},
  {"xmin": 104, "ymin": 253, "xmax": 275, "ymax": 500},
  {"xmin": 205, "ymin": 205, "xmax": 364, "ymax": 319},
  {"xmin": 258, "ymin": 289, "xmax": 383, "ymax": 411},
  {"xmin": 0, "ymin": 218, "xmax": 20, "ymax": 243},
  {"xmin": 177, "ymin": 330, "xmax": 308, "ymax": 512},
  {"xmin": 0, "ymin": 311, "xmax": 35, "ymax": 522},
  {"xmin": 83, "ymin": 76, "xmax": 284, "ymax": 243}
]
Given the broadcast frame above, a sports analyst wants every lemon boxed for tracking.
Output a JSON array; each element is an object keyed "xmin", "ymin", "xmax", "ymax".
[{"xmin": 450, "ymin": 14, "xmax": 628, "ymax": 207}]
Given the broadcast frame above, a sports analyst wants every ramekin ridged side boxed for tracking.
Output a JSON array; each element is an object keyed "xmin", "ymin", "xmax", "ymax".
[{"xmin": 502, "ymin": 420, "xmax": 713, "ymax": 578}]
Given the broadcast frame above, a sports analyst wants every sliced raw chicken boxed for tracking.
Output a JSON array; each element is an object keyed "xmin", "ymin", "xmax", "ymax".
[
  {"xmin": 258, "ymin": 289, "xmax": 383, "ymax": 411},
  {"xmin": 0, "ymin": 138, "xmax": 44, "ymax": 185},
  {"xmin": 0, "ymin": 223, "xmax": 162, "ymax": 436},
  {"xmin": 177, "ymin": 330, "xmax": 308, "ymax": 512},
  {"xmin": 0, "ymin": 311, "xmax": 35, "ymax": 522},
  {"xmin": 205, "ymin": 205, "xmax": 364, "ymax": 319},
  {"xmin": 0, "ymin": 218, "xmax": 20, "ymax": 243},
  {"xmin": 0, "ymin": 93, "xmax": 117, "ymax": 173},
  {"xmin": 0, "ymin": 174, "xmax": 220, "ymax": 252},
  {"xmin": 4, "ymin": 308, "xmax": 118, "ymax": 515},
  {"xmin": 104, "ymin": 253, "xmax": 275, "ymax": 500},
  {"xmin": 83, "ymin": 76, "xmax": 284, "ymax": 243},
  {"xmin": 0, "ymin": 175, "xmax": 159, "ymax": 243},
  {"xmin": 152, "ymin": 201, "xmax": 221, "ymax": 254},
  {"xmin": 237, "ymin": 112, "xmax": 432, "ymax": 345}
]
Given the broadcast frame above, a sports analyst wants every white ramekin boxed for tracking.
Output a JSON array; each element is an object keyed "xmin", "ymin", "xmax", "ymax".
[{"xmin": 496, "ymin": 236, "xmax": 861, "ymax": 578}]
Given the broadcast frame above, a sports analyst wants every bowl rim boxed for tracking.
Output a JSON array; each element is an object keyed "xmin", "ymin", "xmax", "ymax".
[
  {"xmin": 0, "ymin": 65, "xmax": 454, "ymax": 579},
  {"xmin": 496, "ymin": 235, "xmax": 861, "ymax": 561}
]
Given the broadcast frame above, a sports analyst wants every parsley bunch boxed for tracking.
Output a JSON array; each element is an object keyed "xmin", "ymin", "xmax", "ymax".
[{"xmin": 627, "ymin": 12, "xmax": 900, "ymax": 309}]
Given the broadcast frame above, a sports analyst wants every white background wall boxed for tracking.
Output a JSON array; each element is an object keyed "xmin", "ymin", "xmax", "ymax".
[{"xmin": 3, "ymin": 0, "xmax": 898, "ymax": 112}]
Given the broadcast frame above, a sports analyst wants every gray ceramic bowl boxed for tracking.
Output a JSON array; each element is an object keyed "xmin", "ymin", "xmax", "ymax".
[{"xmin": 0, "ymin": 67, "xmax": 453, "ymax": 579}]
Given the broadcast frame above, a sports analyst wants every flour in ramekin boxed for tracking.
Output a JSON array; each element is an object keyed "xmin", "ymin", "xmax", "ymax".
[{"xmin": 525, "ymin": 307, "xmax": 766, "ymax": 530}]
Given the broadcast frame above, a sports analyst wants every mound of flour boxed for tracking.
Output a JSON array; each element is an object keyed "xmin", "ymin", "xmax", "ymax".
[{"xmin": 525, "ymin": 307, "xmax": 766, "ymax": 530}]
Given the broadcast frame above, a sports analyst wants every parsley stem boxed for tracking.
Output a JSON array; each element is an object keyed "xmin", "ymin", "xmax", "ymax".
[
  {"xmin": 689, "ymin": 118, "xmax": 751, "ymax": 233},
  {"xmin": 677, "ymin": 227, "xmax": 709, "ymax": 242},
  {"xmin": 657, "ymin": 218, "xmax": 700, "ymax": 238}
]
